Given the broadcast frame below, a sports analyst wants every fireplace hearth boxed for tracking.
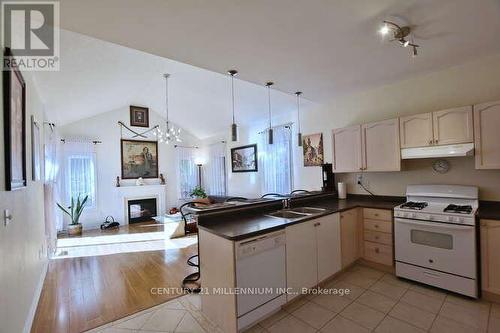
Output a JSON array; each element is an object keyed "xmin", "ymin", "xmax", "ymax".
[{"xmin": 127, "ymin": 198, "xmax": 157, "ymax": 223}]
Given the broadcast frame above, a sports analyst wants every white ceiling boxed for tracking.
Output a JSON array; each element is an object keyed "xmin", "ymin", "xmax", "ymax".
[
  {"xmin": 57, "ymin": 0, "xmax": 500, "ymax": 103},
  {"xmin": 34, "ymin": 30, "xmax": 317, "ymax": 138}
]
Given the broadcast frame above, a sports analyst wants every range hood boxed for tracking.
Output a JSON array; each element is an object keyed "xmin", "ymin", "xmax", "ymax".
[{"xmin": 401, "ymin": 143, "xmax": 474, "ymax": 159}]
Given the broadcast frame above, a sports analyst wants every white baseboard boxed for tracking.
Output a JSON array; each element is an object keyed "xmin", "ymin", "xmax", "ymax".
[{"xmin": 23, "ymin": 260, "xmax": 48, "ymax": 333}]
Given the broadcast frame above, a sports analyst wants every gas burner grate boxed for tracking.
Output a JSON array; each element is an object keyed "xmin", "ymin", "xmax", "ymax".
[
  {"xmin": 444, "ymin": 204, "xmax": 473, "ymax": 214},
  {"xmin": 400, "ymin": 201, "xmax": 428, "ymax": 210}
]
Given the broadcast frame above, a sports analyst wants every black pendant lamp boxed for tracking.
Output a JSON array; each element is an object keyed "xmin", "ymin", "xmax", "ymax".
[
  {"xmin": 296, "ymin": 91, "xmax": 303, "ymax": 147},
  {"xmin": 266, "ymin": 82, "xmax": 274, "ymax": 144},
  {"xmin": 228, "ymin": 69, "xmax": 239, "ymax": 142}
]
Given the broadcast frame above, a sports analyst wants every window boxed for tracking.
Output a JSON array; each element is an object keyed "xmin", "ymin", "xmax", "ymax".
[
  {"xmin": 66, "ymin": 153, "xmax": 97, "ymax": 208},
  {"xmin": 259, "ymin": 125, "xmax": 293, "ymax": 195},
  {"xmin": 177, "ymin": 147, "xmax": 198, "ymax": 199},
  {"xmin": 206, "ymin": 143, "xmax": 227, "ymax": 196}
]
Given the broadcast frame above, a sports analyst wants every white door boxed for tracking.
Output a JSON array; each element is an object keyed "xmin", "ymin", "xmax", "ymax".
[
  {"xmin": 285, "ymin": 220, "xmax": 317, "ymax": 301},
  {"xmin": 316, "ymin": 214, "xmax": 341, "ymax": 282},
  {"xmin": 433, "ymin": 106, "xmax": 473, "ymax": 145},
  {"xmin": 332, "ymin": 125, "xmax": 363, "ymax": 172},
  {"xmin": 395, "ymin": 218, "xmax": 476, "ymax": 278},
  {"xmin": 399, "ymin": 113, "xmax": 433, "ymax": 148},
  {"xmin": 474, "ymin": 101, "xmax": 500, "ymax": 169},
  {"xmin": 362, "ymin": 118, "xmax": 401, "ymax": 172}
]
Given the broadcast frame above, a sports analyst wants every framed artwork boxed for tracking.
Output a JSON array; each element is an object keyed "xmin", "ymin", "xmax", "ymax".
[
  {"xmin": 130, "ymin": 105, "xmax": 149, "ymax": 128},
  {"xmin": 3, "ymin": 47, "xmax": 27, "ymax": 190},
  {"xmin": 231, "ymin": 144, "xmax": 258, "ymax": 172},
  {"xmin": 121, "ymin": 139, "xmax": 159, "ymax": 179},
  {"xmin": 31, "ymin": 115, "xmax": 41, "ymax": 181},
  {"xmin": 302, "ymin": 133, "xmax": 324, "ymax": 167}
]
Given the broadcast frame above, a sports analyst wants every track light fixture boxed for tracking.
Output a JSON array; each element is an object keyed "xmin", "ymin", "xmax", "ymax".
[{"xmin": 379, "ymin": 20, "xmax": 420, "ymax": 57}]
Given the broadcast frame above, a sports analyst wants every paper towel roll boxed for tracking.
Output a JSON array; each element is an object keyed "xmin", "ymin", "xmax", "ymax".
[{"xmin": 338, "ymin": 182, "xmax": 347, "ymax": 199}]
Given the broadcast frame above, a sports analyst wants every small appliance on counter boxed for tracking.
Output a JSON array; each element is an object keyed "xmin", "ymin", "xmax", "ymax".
[
  {"xmin": 394, "ymin": 185, "xmax": 479, "ymax": 298},
  {"xmin": 321, "ymin": 163, "xmax": 335, "ymax": 192}
]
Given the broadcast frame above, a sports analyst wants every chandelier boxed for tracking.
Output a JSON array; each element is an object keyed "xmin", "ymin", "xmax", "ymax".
[{"xmin": 154, "ymin": 73, "xmax": 182, "ymax": 143}]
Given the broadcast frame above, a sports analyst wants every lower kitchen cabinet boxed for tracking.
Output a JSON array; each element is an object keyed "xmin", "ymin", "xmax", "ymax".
[
  {"xmin": 286, "ymin": 214, "xmax": 341, "ymax": 300},
  {"xmin": 362, "ymin": 208, "xmax": 394, "ymax": 268},
  {"xmin": 340, "ymin": 209, "xmax": 360, "ymax": 268},
  {"xmin": 481, "ymin": 219, "xmax": 500, "ymax": 296}
]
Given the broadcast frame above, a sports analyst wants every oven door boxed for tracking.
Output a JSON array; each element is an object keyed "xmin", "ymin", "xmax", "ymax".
[{"xmin": 394, "ymin": 218, "xmax": 476, "ymax": 278}]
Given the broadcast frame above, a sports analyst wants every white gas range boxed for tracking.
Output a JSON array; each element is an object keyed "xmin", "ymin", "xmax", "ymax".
[{"xmin": 394, "ymin": 185, "xmax": 479, "ymax": 298}]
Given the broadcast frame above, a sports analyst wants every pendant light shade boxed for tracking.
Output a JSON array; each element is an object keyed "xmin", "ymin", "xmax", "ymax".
[
  {"xmin": 154, "ymin": 73, "xmax": 182, "ymax": 144},
  {"xmin": 228, "ymin": 69, "xmax": 239, "ymax": 142},
  {"xmin": 266, "ymin": 82, "xmax": 274, "ymax": 145},
  {"xmin": 295, "ymin": 91, "xmax": 303, "ymax": 147}
]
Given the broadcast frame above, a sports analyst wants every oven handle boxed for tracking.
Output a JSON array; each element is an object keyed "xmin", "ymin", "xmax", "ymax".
[{"xmin": 395, "ymin": 218, "xmax": 474, "ymax": 231}]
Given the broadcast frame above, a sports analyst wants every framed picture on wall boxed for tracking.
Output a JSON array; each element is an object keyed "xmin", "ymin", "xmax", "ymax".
[
  {"xmin": 3, "ymin": 47, "xmax": 27, "ymax": 190},
  {"xmin": 231, "ymin": 144, "xmax": 258, "ymax": 172},
  {"xmin": 120, "ymin": 139, "xmax": 159, "ymax": 179},
  {"xmin": 302, "ymin": 133, "xmax": 324, "ymax": 167},
  {"xmin": 31, "ymin": 115, "xmax": 42, "ymax": 181},
  {"xmin": 129, "ymin": 105, "xmax": 149, "ymax": 128}
]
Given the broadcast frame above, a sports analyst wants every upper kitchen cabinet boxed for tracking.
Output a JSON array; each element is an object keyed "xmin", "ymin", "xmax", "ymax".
[
  {"xmin": 474, "ymin": 101, "xmax": 500, "ymax": 169},
  {"xmin": 400, "ymin": 112, "xmax": 433, "ymax": 148},
  {"xmin": 433, "ymin": 106, "xmax": 473, "ymax": 145},
  {"xmin": 362, "ymin": 118, "xmax": 401, "ymax": 172},
  {"xmin": 332, "ymin": 125, "xmax": 363, "ymax": 172}
]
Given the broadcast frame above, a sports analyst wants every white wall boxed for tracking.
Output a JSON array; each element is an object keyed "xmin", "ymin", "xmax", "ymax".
[
  {"xmin": 59, "ymin": 107, "xmax": 202, "ymax": 229},
  {"xmin": 222, "ymin": 52, "xmax": 500, "ymax": 200},
  {"xmin": 0, "ymin": 58, "xmax": 48, "ymax": 332}
]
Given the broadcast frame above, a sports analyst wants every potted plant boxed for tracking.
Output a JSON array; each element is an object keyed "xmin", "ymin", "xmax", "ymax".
[
  {"xmin": 57, "ymin": 194, "xmax": 89, "ymax": 236},
  {"xmin": 190, "ymin": 186, "xmax": 207, "ymax": 199}
]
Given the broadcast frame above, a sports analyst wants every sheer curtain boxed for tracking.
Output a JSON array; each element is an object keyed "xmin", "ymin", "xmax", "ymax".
[
  {"xmin": 176, "ymin": 147, "xmax": 198, "ymax": 199},
  {"xmin": 62, "ymin": 140, "xmax": 97, "ymax": 218},
  {"xmin": 206, "ymin": 142, "xmax": 227, "ymax": 196},
  {"xmin": 44, "ymin": 128, "xmax": 62, "ymax": 254},
  {"xmin": 259, "ymin": 125, "xmax": 293, "ymax": 195}
]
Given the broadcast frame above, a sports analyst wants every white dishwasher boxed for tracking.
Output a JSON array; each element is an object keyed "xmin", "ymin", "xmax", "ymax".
[{"xmin": 235, "ymin": 230, "xmax": 286, "ymax": 331}]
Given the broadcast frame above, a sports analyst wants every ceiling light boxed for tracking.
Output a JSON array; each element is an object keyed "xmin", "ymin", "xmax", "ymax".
[
  {"xmin": 379, "ymin": 20, "xmax": 421, "ymax": 57},
  {"xmin": 154, "ymin": 74, "xmax": 182, "ymax": 144},
  {"xmin": 266, "ymin": 82, "xmax": 274, "ymax": 145},
  {"xmin": 295, "ymin": 91, "xmax": 303, "ymax": 147},
  {"xmin": 400, "ymin": 38, "xmax": 410, "ymax": 47},
  {"xmin": 379, "ymin": 24, "xmax": 390, "ymax": 35},
  {"xmin": 228, "ymin": 69, "xmax": 239, "ymax": 142}
]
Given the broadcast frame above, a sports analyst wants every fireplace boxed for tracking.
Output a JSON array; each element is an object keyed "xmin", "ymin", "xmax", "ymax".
[{"xmin": 127, "ymin": 198, "xmax": 157, "ymax": 223}]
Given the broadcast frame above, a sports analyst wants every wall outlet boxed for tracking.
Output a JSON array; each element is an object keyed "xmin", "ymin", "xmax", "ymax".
[{"xmin": 356, "ymin": 174, "xmax": 363, "ymax": 184}]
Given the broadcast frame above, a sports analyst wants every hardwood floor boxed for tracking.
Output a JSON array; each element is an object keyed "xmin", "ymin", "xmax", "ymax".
[
  {"xmin": 31, "ymin": 244, "xmax": 198, "ymax": 333},
  {"xmin": 57, "ymin": 220, "xmax": 166, "ymax": 239}
]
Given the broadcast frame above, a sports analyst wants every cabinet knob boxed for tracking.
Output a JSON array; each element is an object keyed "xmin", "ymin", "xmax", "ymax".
[
  {"xmin": 375, "ymin": 248, "xmax": 380, "ymax": 253},
  {"xmin": 374, "ymin": 213, "xmax": 379, "ymax": 217},
  {"xmin": 374, "ymin": 224, "xmax": 379, "ymax": 228},
  {"xmin": 375, "ymin": 236, "xmax": 379, "ymax": 240},
  {"xmin": 435, "ymin": 139, "xmax": 439, "ymax": 144},
  {"xmin": 429, "ymin": 139, "xmax": 433, "ymax": 144}
]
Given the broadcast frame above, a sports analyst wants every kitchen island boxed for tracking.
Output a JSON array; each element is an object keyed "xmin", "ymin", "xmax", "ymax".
[{"xmin": 196, "ymin": 193, "xmax": 403, "ymax": 332}]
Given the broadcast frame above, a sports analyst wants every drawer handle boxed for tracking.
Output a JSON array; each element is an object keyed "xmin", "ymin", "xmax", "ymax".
[
  {"xmin": 375, "ymin": 248, "xmax": 380, "ymax": 253},
  {"xmin": 375, "ymin": 236, "xmax": 380, "ymax": 240},
  {"xmin": 374, "ymin": 225, "xmax": 379, "ymax": 228},
  {"xmin": 374, "ymin": 213, "xmax": 379, "ymax": 217}
]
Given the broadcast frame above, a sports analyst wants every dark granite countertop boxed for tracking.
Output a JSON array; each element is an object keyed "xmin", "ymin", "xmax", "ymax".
[
  {"xmin": 478, "ymin": 201, "xmax": 500, "ymax": 220},
  {"xmin": 197, "ymin": 194, "xmax": 405, "ymax": 241}
]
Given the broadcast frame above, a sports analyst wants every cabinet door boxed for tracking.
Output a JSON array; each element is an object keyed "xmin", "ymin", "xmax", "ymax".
[
  {"xmin": 481, "ymin": 219, "xmax": 500, "ymax": 295},
  {"xmin": 399, "ymin": 113, "xmax": 433, "ymax": 148},
  {"xmin": 474, "ymin": 101, "xmax": 500, "ymax": 169},
  {"xmin": 332, "ymin": 125, "xmax": 362, "ymax": 172},
  {"xmin": 362, "ymin": 118, "xmax": 401, "ymax": 172},
  {"xmin": 285, "ymin": 220, "xmax": 317, "ymax": 300},
  {"xmin": 433, "ymin": 106, "xmax": 473, "ymax": 145},
  {"xmin": 316, "ymin": 214, "xmax": 341, "ymax": 282},
  {"xmin": 340, "ymin": 209, "xmax": 359, "ymax": 268}
]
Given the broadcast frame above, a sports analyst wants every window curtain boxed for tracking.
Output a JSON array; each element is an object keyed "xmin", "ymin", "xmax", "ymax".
[
  {"xmin": 43, "ymin": 128, "xmax": 62, "ymax": 255},
  {"xmin": 259, "ymin": 125, "xmax": 293, "ymax": 195},
  {"xmin": 176, "ymin": 147, "xmax": 198, "ymax": 199},
  {"xmin": 206, "ymin": 142, "xmax": 227, "ymax": 196},
  {"xmin": 61, "ymin": 140, "xmax": 97, "ymax": 228}
]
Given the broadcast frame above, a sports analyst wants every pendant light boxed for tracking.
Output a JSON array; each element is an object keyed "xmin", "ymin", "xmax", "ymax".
[
  {"xmin": 228, "ymin": 69, "xmax": 239, "ymax": 142},
  {"xmin": 266, "ymin": 82, "xmax": 274, "ymax": 144},
  {"xmin": 295, "ymin": 91, "xmax": 303, "ymax": 147},
  {"xmin": 155, "ymin": 73, "xmax": 182, "ymax": 144}
]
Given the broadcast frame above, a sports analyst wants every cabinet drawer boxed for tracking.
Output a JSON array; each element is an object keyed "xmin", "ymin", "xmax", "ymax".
[
  {"xmin": 364, "ymin": 241, "xmax": 393, "ymax": 266},
  {"xmin": 364, "ymin": 219, "xmax": 392, "ymax": 233},
  {"xmin": 363, "ymin": 208, "xmax": 392, "ymax": 221},
  {"xmin": 364, "ymin": 230, "xmax": 392, "ymax": 245}
]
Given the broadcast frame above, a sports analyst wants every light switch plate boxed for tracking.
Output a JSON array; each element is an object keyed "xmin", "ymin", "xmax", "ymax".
[{"xmin": 4, "ymin": 209, "xmax": 12, "ymax": 226}]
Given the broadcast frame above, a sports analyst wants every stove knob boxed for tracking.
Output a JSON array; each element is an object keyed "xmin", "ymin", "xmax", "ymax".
[
  {"xmin": 411, "ymin": 213, "xmax": 416, "ymax": 218},
  {"xmin": 428, "ymin": 215, "xmax": 434, "ymax": 220},
  {"xmin": 446, "ymin": 216, "xmax": 452, "ymax": 222}
]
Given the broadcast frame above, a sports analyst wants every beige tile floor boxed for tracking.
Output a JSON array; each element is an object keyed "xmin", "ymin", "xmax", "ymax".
[{"xmin": 86, "ymin": 264, "xmax": 500, "ymax": 333}]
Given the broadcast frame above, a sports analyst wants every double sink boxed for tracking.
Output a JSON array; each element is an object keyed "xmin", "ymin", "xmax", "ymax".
[{"xmin": 266, "ymin": 207, "xmax": 327, "ymax": 220}]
